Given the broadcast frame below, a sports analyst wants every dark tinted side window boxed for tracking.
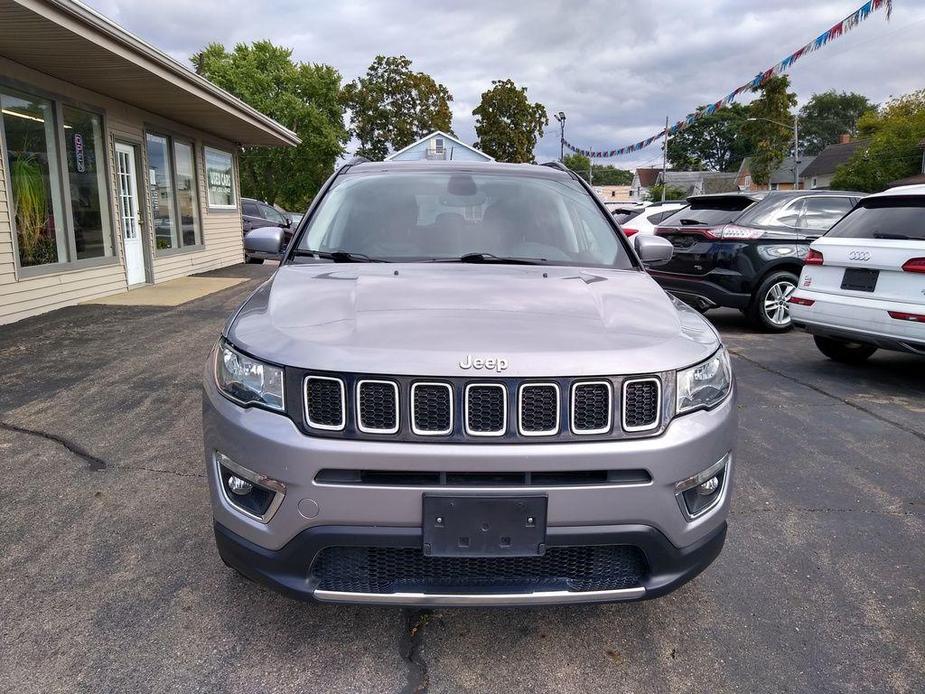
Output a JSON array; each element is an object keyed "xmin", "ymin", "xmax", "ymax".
[
  {"xmin": 242, "ymin": 201, "xmax": 259, "ymax": 216},
  {"xmin": 659, "ymin": 197, "xmax": 756, "ymax": 227},
  {"xmin": 798, "ymin": 196, "xmax": 855, "ymax": 231},
  {"xmin": 826, "ymin": 197, "xmax": 925, "ymax": 240},
  {"xmin": 648, "ymin": 208, "xmax": 685, "ymax": 224},
  {"xmin": 612, "ymin": 209, "xmax": 644, "ymax": 224}
]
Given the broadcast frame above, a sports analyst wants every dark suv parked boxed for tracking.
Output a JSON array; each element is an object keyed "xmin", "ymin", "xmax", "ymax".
[
  {"xmin": 242, "ymin": 197, "xmax": 293, "ymax": 263},
  {"xmin": 650, "ymin": 190, "xmax": 862, "ymax": 331}
]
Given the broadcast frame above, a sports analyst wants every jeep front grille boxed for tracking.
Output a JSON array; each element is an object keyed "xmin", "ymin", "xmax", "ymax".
[
  {"xmin": 465, "ymin": 384, "xmax": 507, "ymax": 436},
  {"xmin": 295, "ymin": 372, "xmax": 669, "ymax": 442}
]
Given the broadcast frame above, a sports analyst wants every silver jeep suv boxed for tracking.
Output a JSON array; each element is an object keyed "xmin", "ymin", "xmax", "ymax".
[{"xmin": 204, "ymin": 160, "xmax": 736, "ymax": 606}]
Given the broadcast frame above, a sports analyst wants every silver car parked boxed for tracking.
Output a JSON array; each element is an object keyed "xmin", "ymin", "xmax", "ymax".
[{"xmin": 204, "ymin": 160, "xmax": 737, "ymax": 606}]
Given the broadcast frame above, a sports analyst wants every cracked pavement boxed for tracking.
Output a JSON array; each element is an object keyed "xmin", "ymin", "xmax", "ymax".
[{"xmin": 0, "ymin": 263, "xmax": 922, "ymax": 693}]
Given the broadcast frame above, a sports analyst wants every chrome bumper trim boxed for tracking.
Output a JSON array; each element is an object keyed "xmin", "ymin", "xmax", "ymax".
[{"xmin": 312, "ymin": 586, "xmax": 646, "ymax": 606}]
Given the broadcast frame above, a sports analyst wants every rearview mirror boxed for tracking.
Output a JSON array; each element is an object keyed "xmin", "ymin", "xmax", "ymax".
[
  {"xmin": 634, "ymin": 234, "xmax": 673, "ymax": 265},
  {"xmin": 244, "ymin": 226, "xmax": 285, "ymax": 257}
]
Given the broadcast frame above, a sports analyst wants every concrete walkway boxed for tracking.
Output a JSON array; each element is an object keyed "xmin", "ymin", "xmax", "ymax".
[{"xmin": 85, "ymin": 276, "xmax": 248, "ymax": 307}]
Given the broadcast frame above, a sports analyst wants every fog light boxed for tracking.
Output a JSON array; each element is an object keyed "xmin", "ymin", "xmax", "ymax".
[
  {"xmin": 227, "ymin": 475, "xmax": 253, "ymax": 496},
  {"xmin": 697, "ymin": 476, "xmax": 719, "ymax": 496},
  {"xmin": 675, "ymin": 453, "xmax": 730, "ymax": 521},
  {"xmin": 215, "ymin": 452, "xmax": 285, "ymax": 523}
]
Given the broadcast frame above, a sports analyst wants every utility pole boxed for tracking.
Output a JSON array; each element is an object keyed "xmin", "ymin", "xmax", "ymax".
[
  {"xmin": 554, "ymin": 111, "xmax": 566, "ymax": 162},
  {"xmin": 793, "ymin": 113, "xmax": 800, "ymax": 188},
  {"xmin": 661, "ymin": 115, "xmax": 669, "ymax": 202}
]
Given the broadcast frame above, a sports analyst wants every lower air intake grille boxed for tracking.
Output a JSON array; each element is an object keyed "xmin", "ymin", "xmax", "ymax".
[
  {"xmin": 310, "ymin": 545, "xmax": 647, "ymax": 594},
  {"xmin": 623, "ymin": 379, "xmax": 660, "ymax": 431},
  {"xmin": 572, "ymin": 382, "xmax": 612, "ymax": 433},
  {"xmin": 304, "ymin": 377, "xmax": 344, "ymax": 430},
  {"xmin": 357, "ymin": 380, "xmax": 398, "ymax": 433},
  {"xmin": 466, "ymin": 384, "xmax": 506, "ymax": 435}
]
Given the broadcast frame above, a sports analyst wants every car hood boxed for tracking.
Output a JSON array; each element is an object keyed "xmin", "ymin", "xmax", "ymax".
[{"xmin": 227, "ymin": 264, "xmax": 720, "ymax": 376}]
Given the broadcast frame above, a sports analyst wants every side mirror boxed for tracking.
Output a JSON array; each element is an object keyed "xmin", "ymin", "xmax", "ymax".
[
  {"xmin": 283, "ymin": 217, "xmax": 292, "ymax": 228},
  {"xmin": 244, "ymin": 226, "xmax": 286, "ymax": 257},
  {"xmin": 634, "ymin": 234, "xmax": 673, "ymax": 266}
]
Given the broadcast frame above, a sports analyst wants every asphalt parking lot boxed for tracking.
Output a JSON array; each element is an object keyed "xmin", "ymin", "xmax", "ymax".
[{"xmin": 1, "ymin": 263, "xmax": 922, "ymax": 694}]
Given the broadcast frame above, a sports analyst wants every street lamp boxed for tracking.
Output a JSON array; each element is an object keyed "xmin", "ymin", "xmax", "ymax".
[
  {"xmin": 747, "ymin": 115, "xmax": 800, "ymax": 187},
  {"xmin": 554, "ymin": 111, "xmax": 566, "ymax": 162}
]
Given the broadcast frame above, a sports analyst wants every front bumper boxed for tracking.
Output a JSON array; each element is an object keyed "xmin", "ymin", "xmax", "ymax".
[
  {"xmin": 204, "ymin": 363, "xmax": 736, "ymax": 604},
  {"xmin": 215, "ymin": 519, "xmax": 727, "ymax": 606}
]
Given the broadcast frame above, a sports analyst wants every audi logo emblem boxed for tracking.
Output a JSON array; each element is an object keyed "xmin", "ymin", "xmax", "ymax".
[{"xmin": 849, "ymin": 250, "xmax": 871, "ymax": 261}]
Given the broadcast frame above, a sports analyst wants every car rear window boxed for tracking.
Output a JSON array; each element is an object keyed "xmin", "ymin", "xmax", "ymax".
[
  {"xmin": 826, "ymin": 197, "xmax": 925, "ymax": 241},
  {"xmin": 612, "ymin": 208, "xmax": 644, "ymax": 224},
  {"xmin": 658, "ymin": 197, "xmax": 756, "ymax": 227},
  {"xmin": 735, "ymin": 195, "xmax": 855, "ymax": 232}
]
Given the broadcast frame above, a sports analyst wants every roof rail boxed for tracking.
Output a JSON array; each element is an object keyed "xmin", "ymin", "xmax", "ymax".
[{"xmin": 540, "ymin": 161, "xmax": 570, "ymax": 172}]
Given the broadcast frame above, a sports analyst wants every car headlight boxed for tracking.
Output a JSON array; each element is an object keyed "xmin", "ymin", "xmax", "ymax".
[
  {"xmin": 215, "ymin": 340, "xmax": 285, "ymax": 411},
  {"xmin": 676, "ymin": 347, "xmax": 732, "ymax": 414}
]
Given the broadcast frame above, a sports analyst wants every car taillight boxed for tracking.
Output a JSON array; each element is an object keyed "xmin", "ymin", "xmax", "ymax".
[
  {"xmin": 718, "ymin": 224, "xmax": 764, "ymax": 240},
  {"xmin": 805, "ymin": 249, "xmax": 824, "ymax": 265},
  {"xmin": 788, "ymin": 296, "xmax": 815, "ymax": 306},
  {"xmin": 901, "ymin": 257, "xmax": 925, "ymax": 273},
  {"xmin": 888, "ymin": 311, "xmax": 925, "ymax": 322},
  {"xmin": 623, "ymin": 228, "xmax": 639, "ymax": 237}
]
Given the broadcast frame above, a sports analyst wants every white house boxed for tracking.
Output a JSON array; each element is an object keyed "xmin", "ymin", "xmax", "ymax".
[{"xmin": 385, "ymin": 131, "xmax": 494, "ymax": 162}]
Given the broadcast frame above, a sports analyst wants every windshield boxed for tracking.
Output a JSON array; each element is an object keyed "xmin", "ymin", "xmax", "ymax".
[
  {"xmin": 658, "ymin": 197, "xmax": 756, "ymax": 227},
  {"xmin": 295, "ymin": 171, "xmax": 633, "ymax": 268},
  {"xmin": 826, "ymin": 197, "xmax": 925, "ymax": 240}
]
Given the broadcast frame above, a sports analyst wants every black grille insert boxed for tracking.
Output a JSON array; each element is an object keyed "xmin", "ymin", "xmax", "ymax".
[
  {"xmin": 572, "ymin": 382, "xmax": 612, "ymax": 433},
  {"xmin": 623, "ymin": 379, "xmax": 660, "ymax": 431},
  {"xmin": 311, "ymin": 545, "xmax": 647, "ymax": 594},
  {"xmin": 357, "ymin": 380, "xmax": 398, "ymax": 433},
  {"xmin": 466, "ymin": 384, "xmax": 506, "ymax": 435},
  {"xmin": 412, "ymin": 383, "xmax": 452, "ymax": 434},
  {"xmin": 314, "ymin": 468, "xmax": 652, "ymax": 487},
  {"xmin": 519, "ymin": 384, "xmax": 559, "ymax": 435},
  {"xmin": 304, "ymin": 377, "xmax": 344, "ymax": 429}
]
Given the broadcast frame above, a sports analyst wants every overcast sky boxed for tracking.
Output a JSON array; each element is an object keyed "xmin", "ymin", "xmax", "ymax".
[{"xmin": 87, "ymin": 0, "xmax": 925, "ymax": 169}]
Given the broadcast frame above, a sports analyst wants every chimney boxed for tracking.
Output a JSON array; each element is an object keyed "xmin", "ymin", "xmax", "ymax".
[{"xmin": 839, "ymin": 133, "xmax": 851, "ymax": 144}]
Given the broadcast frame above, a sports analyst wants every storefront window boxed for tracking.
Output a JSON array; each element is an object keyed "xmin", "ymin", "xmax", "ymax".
[
  {"xmin": 204, "ymin": 147, "xmax": 235, "ymax": 208},
  {"xmin": 63, "ymin": 106, "xmax": 112, "ymax": 260},
  {"xmin": 145, "ymin": 133, "xmax": 178, "ymax": 250},
  {"xmin": 1, "ymin": 91, "xmax": 67, "ymax": 267},
  {"xmin": 173, "ymin": 141, "xmax": 200, "ymax": 247}
]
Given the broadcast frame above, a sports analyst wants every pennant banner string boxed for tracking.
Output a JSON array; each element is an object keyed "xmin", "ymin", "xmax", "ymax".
[{"xmin": 564, "ymin": 0, "xmax": 893, "ymax": 159}]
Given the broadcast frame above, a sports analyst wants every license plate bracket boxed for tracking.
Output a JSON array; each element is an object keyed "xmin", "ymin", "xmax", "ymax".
[
  {"xmin": 841, "ymin": 267, "xmax": 879, "ymax": 292},
  {"xmin": 422, "ymin": 495, "xmax": 547, "ymax": 557}
]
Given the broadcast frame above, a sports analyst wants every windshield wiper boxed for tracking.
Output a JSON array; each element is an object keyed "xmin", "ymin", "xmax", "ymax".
[
  {"xmin": 872, "ymin": 232, "xmax": 911, "ymax": 240},
  {"xmin": 291, "ymin": 249, "xmax": 389, "ymax": 263},
  {"xmin": 429, "ymin": 252, "xmax": 545, "ymax": 266}
]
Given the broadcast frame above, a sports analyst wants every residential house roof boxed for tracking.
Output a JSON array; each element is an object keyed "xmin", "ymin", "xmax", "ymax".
[
  {"xmin": 800, "ymin": 140, "xmax": 870, "ymax": 178},
  {"xmin": 0, "ymin": 0, "xmax": 300, "ymax": 146},
  {"xmin": 737, "ymin": 156, "xmax": 817, "ymax": 185},
  {"xmin": 385, "ymin": 130, "xmax": 494, "ymax": 161},
  {"xmin": 634, "ymin": 168, "xmax": 661, "ymax": 188},
  {"xmin": 657, "ymin": 170, "xmax": 739, "ymax": 196}
]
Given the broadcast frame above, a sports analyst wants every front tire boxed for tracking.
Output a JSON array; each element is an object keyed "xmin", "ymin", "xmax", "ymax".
[
  {"xmin": 813, "ymin": 336, "xmax": 877, "ymax": 364},
  {"xmin": 748, "ymin": 271, "xmax": 799, "ymax": 332},
  {"xmin": 245, "ymin": 255, "xmax": 264, "ymax": 265}
]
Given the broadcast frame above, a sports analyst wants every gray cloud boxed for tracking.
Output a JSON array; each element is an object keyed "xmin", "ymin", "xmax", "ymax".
[{"xmin": 88, "ymin": 0, "xmax": 925, "ymax": 169}]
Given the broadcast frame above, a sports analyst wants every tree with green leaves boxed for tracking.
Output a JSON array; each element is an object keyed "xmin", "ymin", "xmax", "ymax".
[
  {"xmin": 667, "ymin": 103, "xmax": 751, "ymax": 172},
  {"xmin": 741, "ymin": 76, "xmax": 798, "ymax": 185},
  {"xmin": 341, "ymin": 56, "xmax": 453, "ymax": 161},
  {"xmin": 646, "ymin": 184, "xmax": 688, "ymax": 202},
  {"xmin": 832, "ymin": 89, "xmax": 925, "ymax": 192},
  {"xmin": 473, "ymin": 79, "xmax": 548, "ymax": 163},
  {"xmin": 192, "ymin": 41, "xmax": 347, "ymax": 211},
  {"xmin": 799, "ymin": 91, "xmax": 873, "ymax": 156},
  {"xmin": 563, "ymin": 154, "xmax": 632, "ymax": 184}
]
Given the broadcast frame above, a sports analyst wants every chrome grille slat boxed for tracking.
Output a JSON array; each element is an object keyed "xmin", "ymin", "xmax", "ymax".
[
  {"xmin": 518, "ymin": 383, "xmax": 560, "ymax": 436},
  {"xmin": 411, "ymin": 382, "xmax": 453, "ymax": 435},
  {"xmin": 571, "ymin": 381, "xmax": 612, "ymax": 434},
  {"xmin": 622, "ymin": 378, "xmax": 661, "ymax": 432},
  {"xmin": 304, "ymin": 376, "xmax": 346, "ymax": 431},
  {"xmin": 356, "ymin": 380, "xmax": 399, "ymax": 434},
  {"xmin": 464, "ymin": 383, "xmax": 507, "ymax": 436}
]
